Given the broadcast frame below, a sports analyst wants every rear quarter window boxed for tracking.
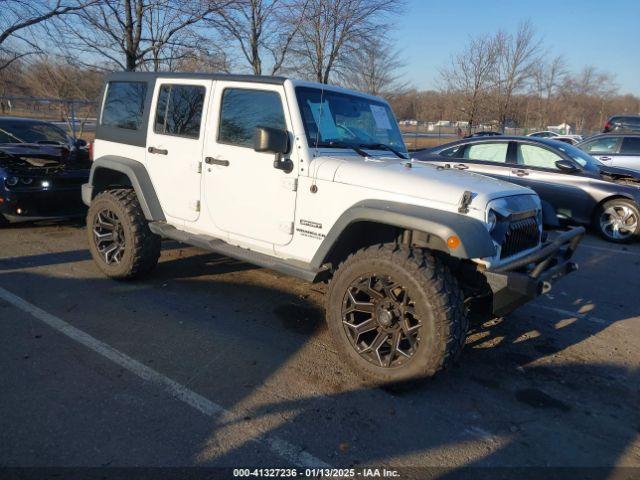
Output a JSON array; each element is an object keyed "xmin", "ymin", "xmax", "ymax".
[{"xmin": 101, "ymin": 81, "xmax": 148, "ymax": 130}]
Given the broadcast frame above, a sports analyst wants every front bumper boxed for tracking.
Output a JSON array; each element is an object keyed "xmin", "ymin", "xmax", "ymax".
[
  {"xmin": 483, "ymin": 227, "xmax": 585, "ymax": 317},
  {"xmin": 1, "ymin": 187, "xmax": 87, "ymax": 223}
]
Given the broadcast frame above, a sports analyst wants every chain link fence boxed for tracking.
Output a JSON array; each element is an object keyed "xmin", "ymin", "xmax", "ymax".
[{"xmin": 0, "ymin": 96, "xmax": 98, "ymax": 141}]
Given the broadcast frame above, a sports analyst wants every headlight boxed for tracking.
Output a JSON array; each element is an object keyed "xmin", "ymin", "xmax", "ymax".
[
  {"xmin": 487, "ymin": 209, "xmax": 498, "ymax": 232},
  {"xmin": 5, "ymin": 176, "xmax": 18, "ymax": 187},
  {"xmin": 20, "ymin": 178, "xmax": 33, "ymax": 185}
]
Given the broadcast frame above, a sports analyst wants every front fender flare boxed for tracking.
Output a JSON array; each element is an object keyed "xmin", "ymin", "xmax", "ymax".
[
  {"xmin": 310, "ymin": 200, "xmax": 496, "ymax": 268},
  {"xmin": 84, "ymin": 155, "xmax": 165, "ymax": 221}
]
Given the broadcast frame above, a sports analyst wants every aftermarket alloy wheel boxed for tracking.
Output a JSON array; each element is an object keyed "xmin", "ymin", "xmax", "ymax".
[
  {"xmin": 325, "ymin": 244, "xmax": 468, "ymax": 384},
  {"xmin": 87, "ymin": 189, "xmax": 161, "ymax": 279},
  {"xmin": 596, "ymin": 198, "xmax": 640, "ymax": 243}
]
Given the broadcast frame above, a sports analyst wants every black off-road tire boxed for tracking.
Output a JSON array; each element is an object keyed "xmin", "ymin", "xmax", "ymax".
[
  {"xmin": 325, "ymin": 244, "xmax": 468, "ymax": 385},
  {"xmin": 594, "ymin": 198, "xmax": 640, "ymax": 244},
  {"xmin": 86, "ymin": 188, "xmax": 161, "ymax": 279}
]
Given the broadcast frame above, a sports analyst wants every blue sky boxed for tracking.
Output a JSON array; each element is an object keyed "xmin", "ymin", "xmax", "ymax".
[{"xmin": 394, "ymin": 0, "xmax": 640, "ymax": 95}]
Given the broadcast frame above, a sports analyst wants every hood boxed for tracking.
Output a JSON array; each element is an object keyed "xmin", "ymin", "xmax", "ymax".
[
  {"xmin": 0, "ymin": 143, "xmax": 89, "ymax": 174},
  {"xmin": 309, "ymin": 152, "xmax": 534, "ymax": 209}
]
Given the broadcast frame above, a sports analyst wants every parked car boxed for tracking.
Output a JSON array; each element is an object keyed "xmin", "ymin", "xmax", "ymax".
[
  {"xmin": 527, "ymin": 130, "xmax": 582, "ymax": 145},
  {"xmin": 80, "ymin": 72, "xmax": 582, "ymax": 384},
  {"xmin": 577, "ymin": 133, "xmax": 640, "ymax": 171},
  {"xmin": 0, "ymin": 116, "xmax": 91, "ymax": 225},
  {"xmin": 414, "ymin": 136, "xmax": 640, "ymax": 243},
  {"xmin": 603, "ymin": 115, "xmax": 640, "ymax": 133}
]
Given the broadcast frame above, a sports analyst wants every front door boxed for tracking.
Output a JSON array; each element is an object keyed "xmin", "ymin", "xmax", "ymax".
[
  {"xmin": 203, "ymin": 82, "xmax": 297, "ymax": 246},
  {"xmin": 578, "ymin": 135, "xmax": 621, "ymax": 167},
  {"xmin": 613, "ymin": 137, "xmax": 640, "ymax": 171},
  {"xmin": 146, "ymin": 79, "xmax": 211, "ymax": 222},
  {"xmin": 510, "ymin": 142, "xmax": 593, "ymax": 223}
]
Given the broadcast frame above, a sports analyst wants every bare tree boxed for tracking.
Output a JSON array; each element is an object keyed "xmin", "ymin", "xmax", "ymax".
[
  {"xmin": 338, "ymin": 35, "xmax": 407, "ymax": 96},
  {"xmin": 210, "ymin": 0, "xmax": 303, "ymax": 75},
  {"xmin": 439, "ymin": 34, "xmax": 499, "ymax": 133},
  {"xmin": 60, "ymin": 0, "xmax": 226, "ymax": 71},
  {"xmin": 0, "ymin": 0, "xmax": 96, "ymax": 71},
  {"xmin": 559, "ymin": 66, "xmax": 618, "ymax": 132},
  {"xmin": 289, "ymin": 0, "xmax": 399, "ymax": 84},
  {"xmin": 492, "ymin": 21, "xmax": 541, "ymax": 131},
  {"xmin": 531, "ymin": 55, "xmax": 566, "ymax": 128}
]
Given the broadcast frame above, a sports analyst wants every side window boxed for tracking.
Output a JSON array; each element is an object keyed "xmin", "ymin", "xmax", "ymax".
[
  {"xmin": 463, "ymin": 143, "xmax": 508, "ymax": 163},
  {"xmin": 620, "ymin": 137, "xmax": 640, "ymax": 154},
  {"xmin": 218, "ymin": 89, "xmax": 285, "ymax": 148},
  {"xmin": 440, "ymin": 145, "xmax": 465, "ymax": 158},
  {"xmin": 580, "ymin": 137, "xmax": 619, "ymax": 153},
  {"xmin": 154, "ymin": 84, "xmax": 205, "ymax": 139},
  {"xmin": 517, "ymin": 144, "xmax": 563, "ymax": 169},
  {"xmin": 101, "ymin": 81, "xmax": 147, "ymax": 130}
]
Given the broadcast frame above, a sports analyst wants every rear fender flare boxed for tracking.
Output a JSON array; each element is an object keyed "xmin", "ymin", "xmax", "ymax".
[{"xmin": 85, "ymin": 156, "xmax": 165, "ymax": 221}]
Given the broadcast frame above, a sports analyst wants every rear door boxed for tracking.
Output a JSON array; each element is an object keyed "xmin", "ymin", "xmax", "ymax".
[
  {"xmin": 431, "ymin": 141, "xmax": 513, "ymax": 181},
  {"xmin": 146, "ymin": 79, "xmax": 211, "ymax": 222},
  {"xmin": 511, "ymin": 142, "xmax": 593, "ymax": 223},
  {"xmin": 612, "ymin": 137, "xmax": 640, "ymax": 171}
]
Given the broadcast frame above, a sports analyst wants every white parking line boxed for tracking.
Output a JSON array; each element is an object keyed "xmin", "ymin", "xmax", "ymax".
[{"xmin": 0, "ymin": 286, "xmax": 329, "ymax": 468}]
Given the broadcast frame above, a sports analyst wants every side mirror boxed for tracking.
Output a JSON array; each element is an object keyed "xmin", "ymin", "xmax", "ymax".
[
  {"xmin": 75, "ymin": 138, "xmax": 87, "ymax": 148},
  {"xmin": 253, "ymin": 126, "xmax": 289, "ymax": 155},
  {"xmin": 253, "ymin": 126, "xmax": 293, "ymax": 173},
  {"xmin": 556, "ymin": 159, "xmax": 579, "ymax": 173}
]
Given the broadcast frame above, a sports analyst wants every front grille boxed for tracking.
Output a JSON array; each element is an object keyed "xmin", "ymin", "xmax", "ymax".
[{"xmin": 500, "ymin": 217, "xmax": 539, "ymax": 259}]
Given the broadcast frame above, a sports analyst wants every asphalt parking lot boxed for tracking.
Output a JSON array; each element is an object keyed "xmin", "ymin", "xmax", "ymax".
[{"xmin": 0, "ymin": 221, "xmax": 639, "ymax": 475}]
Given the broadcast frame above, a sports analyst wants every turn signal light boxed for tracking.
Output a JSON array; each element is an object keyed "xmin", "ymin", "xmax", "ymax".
[{"xmin": 447, "ymin": 235, "xmax": 461, "ymax": 249}]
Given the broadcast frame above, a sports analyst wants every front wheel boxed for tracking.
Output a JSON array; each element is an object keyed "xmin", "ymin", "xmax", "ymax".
[
  {"xmin": 595, "ymin": 199, "xmax": 640, "ymax": 243},
  {"xmin": 86, "ymin": 188, "xmax": 161, "ymax": 279},
  {"xmin": 325, "ymin": 244, "xmax": 468, "ymax": 385}
]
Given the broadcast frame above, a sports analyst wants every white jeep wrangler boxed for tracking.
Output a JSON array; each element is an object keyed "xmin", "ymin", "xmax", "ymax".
[{"xmin": 83, "ymin": 72, "xmax": 583, "ymax": 384}]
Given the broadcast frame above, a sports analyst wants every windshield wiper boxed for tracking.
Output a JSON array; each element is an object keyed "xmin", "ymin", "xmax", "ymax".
[
  {"xmin": 314, "ymin": 140, "xmax": 369, "ymax": 158},
  {"xmin": 359, "ymin": 143, "xmax": 408, "ymax": 159}
]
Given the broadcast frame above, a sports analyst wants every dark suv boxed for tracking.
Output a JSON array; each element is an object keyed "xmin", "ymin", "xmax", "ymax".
[{"xmin": 603, "ymin": 115, "xmax": 640, "ymax": 133}]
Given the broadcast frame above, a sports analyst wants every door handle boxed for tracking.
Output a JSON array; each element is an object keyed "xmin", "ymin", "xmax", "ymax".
[
  {"xmin": 205, "ymin": 157, "xmax": 230, "ymax": 166},
  {"xmin": 511, "ymin": 169, "xmax": 529, "ymax": 177},
  {"xmin": 599, "ymin": 156, "xmax": 612, "ymax": 161},
  {"xmin": 148, "ymin": 146, "xmax": 168, "ymax": 155},
  {"xmin": 453, "ymin": 163, "xmax": 468, "ymax": 170}
]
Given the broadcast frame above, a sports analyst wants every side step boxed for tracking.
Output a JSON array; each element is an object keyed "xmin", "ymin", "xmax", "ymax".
[{"xmin": 149, "ymin": 222, "xmax": 322, "ymax": 283}]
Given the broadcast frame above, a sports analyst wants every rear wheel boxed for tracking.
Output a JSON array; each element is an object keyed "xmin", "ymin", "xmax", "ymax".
[
  {"xmin": 595, "ymin": 198, "xmax": 640, "ymax": 243},
  {"xmin": 87, "ymin": 189, "xmax": 161, "ymax": 279},
  {"xmin": 325, "ymin": 244, "xmax": 468, "ymax": 385},
  {"xmin": 0, "ymin": 214, "xmax": 8, "ymax": 227}
]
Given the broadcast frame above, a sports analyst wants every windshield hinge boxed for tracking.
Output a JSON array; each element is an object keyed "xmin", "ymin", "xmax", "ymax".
[
  {"xmin": 458, "ymin": 190, "xmax": 474, "ymax": 214},
  {"xmin": 282, "ymin": 177, "xmax": 298, "ymax": 191}
]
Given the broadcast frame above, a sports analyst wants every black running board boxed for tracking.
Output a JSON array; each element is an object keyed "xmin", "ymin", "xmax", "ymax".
[{"xmin": 149, "ymin": 222, "xmax": 322, "ymax": 282}]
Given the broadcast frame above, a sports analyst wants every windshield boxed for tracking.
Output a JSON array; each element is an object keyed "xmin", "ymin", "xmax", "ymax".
[
  {"xmin": 0, "ymin": 119, "xmax": 69, "ymax": 145},
  {"xmin": 554, "ymin": 142, "xmax": 602, "ymax": 172},
  {"xmin": 295, "ymin": 87, "xmax": 406, "ymax": 154}
]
